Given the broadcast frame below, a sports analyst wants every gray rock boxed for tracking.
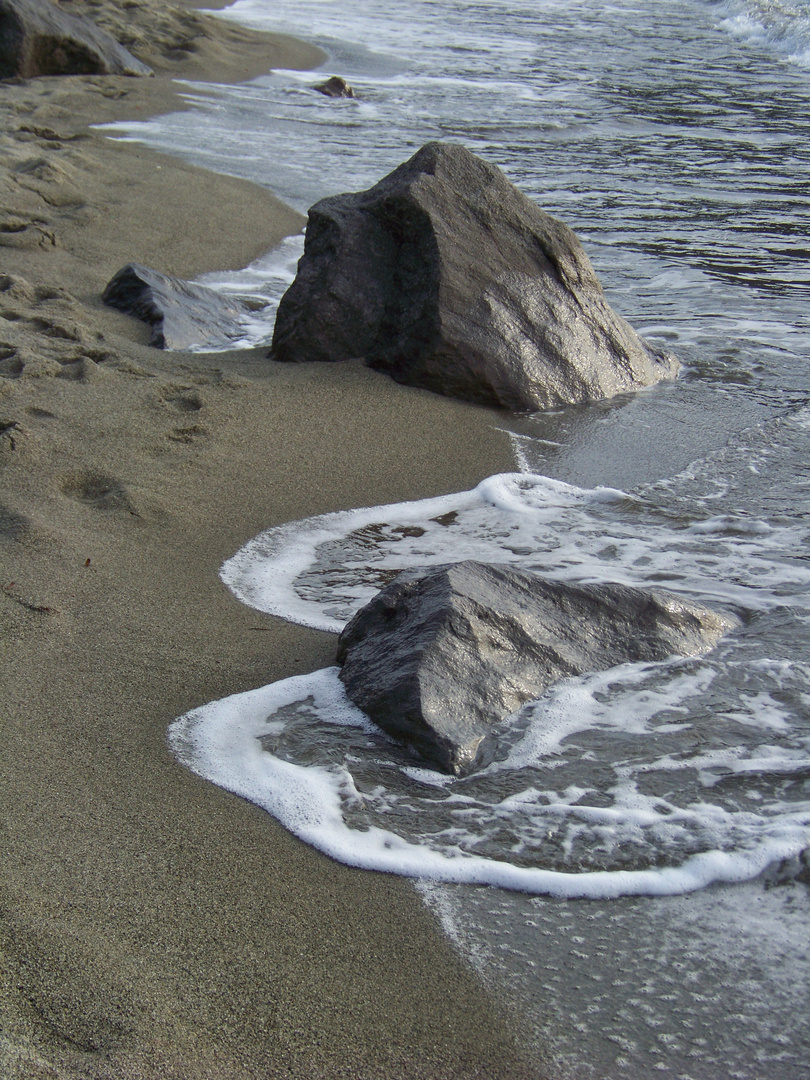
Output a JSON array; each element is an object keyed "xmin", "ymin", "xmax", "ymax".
[
  {"xmin": 337, "ymin": 561, "xmax": 737, "ymax": 776},
  {"xmin": 270, "ymin": 142, "xmax": 678, "ymax": 412},
  {"xmin": 0, "ymin": 0, "xmax": 152, "ymax": 78},
  {"xmin": 314, "ymin": 75, "xmax": 355, "ymax": 98},
  {"xmin": 102, "ymin": 263, "xmax": 256, "ymax": 351}
]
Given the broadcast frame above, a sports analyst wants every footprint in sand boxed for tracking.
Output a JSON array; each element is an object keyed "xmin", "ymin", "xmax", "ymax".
[
  {"xmin": 0, "ymin": 419, "xmax": 21, "ymax": 453},
  {"xmin": 33, "ymin": 284, "xmax": 71, "ymax": 302},
  {"xmin": 0, "ymin": 349, "xmax": 23, "ymax": 377},
  {"xmin": 0, "ymin": 273, "xmax": 35, "ymax": 304},
  {"xmin": 156, "ymin": 384, "xmax": 204, "ymax": 413},
  {"xmin": 0, "ymin": 272, "xmax": 106, "ymax": 374},
  {"xmin": 0, "ymin": 503, "xmax": 30, "ymax": 541},
  {"xmin": 0, "ymin": 216, "xmax": 51, "ymax": 249},
  {"xmin": 167, "ymin": 423, "xmax": 208, "ymax": 444},
  {"xmin": 13, "ymin": 157, "xmax": 86, "ymax": 210},
  {"xmin": 61, "ymin": 471, "xmax": 137, "ymax": 513},
  {"xmin": 55, "ymin": 356, "xmax": 106, "ymax": 382}
]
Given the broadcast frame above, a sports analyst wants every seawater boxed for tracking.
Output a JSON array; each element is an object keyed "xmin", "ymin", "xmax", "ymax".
[
  {"xmin": 107, "ymin": 0, "xmax": 810, "ymax": 1075},
  {"xmin": 174, "ymin": 469, "xmax": 810, "ymax": 895}
]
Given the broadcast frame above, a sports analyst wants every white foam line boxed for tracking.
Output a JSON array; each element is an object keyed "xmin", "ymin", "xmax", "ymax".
[
  {"xmin": 168, "ymin": 670, "xmax": 810, "ymax": 900},
  {"xmin": 221, "ymin": 490, "xmax": 478, "ymax": 631},
  {"xmin": 220, "ymin": 472, "xmax": 634, "ymax": 631}
]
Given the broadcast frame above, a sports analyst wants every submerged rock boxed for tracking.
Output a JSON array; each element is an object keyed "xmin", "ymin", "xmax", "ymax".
[
  {"xmin": 337, "ymin": 561, "xmax": 737, "ymax": 776},
  {"xmin": 314, "ymin": 75, "xmax": 355, "ymax": 98},
  {"xmin": 0, "ymin": 0, "xmax": 152, "ymax": 78},
  {"xmin": 102, "ymin": 263, "xmax": 255, "ymax": 351},
  {"xmin": 270, "ymin": 141, "xmax": 678, "ymax": 411}
]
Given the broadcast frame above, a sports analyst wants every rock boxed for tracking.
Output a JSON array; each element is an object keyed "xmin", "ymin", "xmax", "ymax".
[
  {"xmin": 314, "ymin": 75, "xmax": 355, "ymax": 98},
  {"xmin": 102, "ymin": 263, "xmax": 255, "ymax": 351},
  {"xmin": 0, "ymin": 0, "xmax": 153, "ymax": 78},
  {"xmin": 337, "ymin": 561, "xmax": 737, "ymax": 776},
  {"xmin": 270, "ymin": 142, "xmax": 679, "ymax": 412}
]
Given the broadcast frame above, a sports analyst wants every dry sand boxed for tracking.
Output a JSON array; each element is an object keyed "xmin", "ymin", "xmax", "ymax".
[{"xmin": 0, "ymin": 2, "xmax": 540, "ymax": 1078}]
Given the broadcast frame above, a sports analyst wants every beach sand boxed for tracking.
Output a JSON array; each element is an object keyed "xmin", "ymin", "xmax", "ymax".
[{"xmin": 0, "ymin": 3, "xmax": 540, "ymax": 1078}]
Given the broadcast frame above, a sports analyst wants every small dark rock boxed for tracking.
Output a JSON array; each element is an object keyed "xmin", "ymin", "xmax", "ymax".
[
  {"xmin": 102, "ymin": 263, "xmax": 254, "ymax": 351},
  {"xmin": 270, "ymin": 142, "xmax": 678, "ymax": 412},
  {"xmin": 314, "ymin": 75, "xmax": 355, "ymax": 98},
  {"xmin": 761, "ymin": 848, "xmax": 810, "ymax": 889},
  {"xmin": 0, "ymin": 0, "xmax": 152, "ymax": 78},
  {"xmin": 337, "ymin": 560, "xmax": 738, "ymax": 776}
]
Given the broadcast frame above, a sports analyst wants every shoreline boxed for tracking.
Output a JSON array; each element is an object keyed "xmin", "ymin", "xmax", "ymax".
[
  {"xmin": 0, "ymin": 0, "xmax": 325, "ymax": 328},
  {"xmin": 0, "ymin": 2, "xmax": 538, "ymax": 1078}
]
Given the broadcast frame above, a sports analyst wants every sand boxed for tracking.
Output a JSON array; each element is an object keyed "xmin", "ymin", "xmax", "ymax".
[{"xmin": 0, "ymin": 2, "xmax": 541, "ymax": 1078}]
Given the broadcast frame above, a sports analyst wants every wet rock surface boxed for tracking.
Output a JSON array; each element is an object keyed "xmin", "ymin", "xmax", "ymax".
[
  {"xmin": 271, "ymin": 141, "xmax": 678, "ymax": 411},
  {"xmin": 0, "ymin": 0, "xmax": 153, "ymax": 78},
  {"xmin": 314, "ymin": 75, "xmax": 355, "ymax": 98},
  {"xmin": 337, "ymin": 560, "xmax": 737, "ymax": 775},
  {"xmin": 102, "ymin": 262, "xmax": 254, "ymax": 351}
]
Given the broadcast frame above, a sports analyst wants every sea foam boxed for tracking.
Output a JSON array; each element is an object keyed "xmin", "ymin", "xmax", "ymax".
[
  {"xmin": 172, "ymin": 469, "xmax": 810, "ymax": 899},
  {"xmin": 169, "ymin": 664, "xmax": 810, "ymax": 899}
]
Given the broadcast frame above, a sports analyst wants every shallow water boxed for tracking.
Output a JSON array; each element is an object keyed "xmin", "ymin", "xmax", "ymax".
[
  {"xmin": 172, "ymin": 465, "xmax": 810, "ymax": 895},
  {"xmin": 110, "ymin": 0, "xmax": 810, "ymax": 1073}
]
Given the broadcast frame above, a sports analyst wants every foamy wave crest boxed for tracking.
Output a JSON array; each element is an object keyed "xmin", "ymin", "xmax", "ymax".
[
  {"xmin": 718, "ymin": 0, "xmax": 810, "ymax": 66},
  {"xmin": 222, "ymin": 471, "xmax": 810, "ymax": 632}
]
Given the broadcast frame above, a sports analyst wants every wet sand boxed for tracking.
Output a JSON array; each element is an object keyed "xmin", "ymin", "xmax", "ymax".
[{"xmin": 0, "ymin": 3, "xmax": 540, "ymax": 1077}]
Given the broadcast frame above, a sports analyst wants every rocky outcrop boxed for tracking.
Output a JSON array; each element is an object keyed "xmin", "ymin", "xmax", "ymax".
[
  {"xmin": 337, "ymin": 561, "xmax": 737, "ymax": 776},
  {"xmin": 102, "ymin": 263, "xmax": 254, "ymax": 351},
  {"xmin": 314, "ymin": 75, "xmax": 355, "ymax": 98},
  {"xmin": 270, "ymin": 142, "xmax": 678, "ymax": 412},
  {"xmin": 0, "ymin": 0, "xmax": 153, "ymax": 78}
]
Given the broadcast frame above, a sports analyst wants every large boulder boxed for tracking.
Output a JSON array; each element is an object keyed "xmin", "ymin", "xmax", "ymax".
[
  {"xmin": 103, "ymin": 263, "xmax": 255, "ymax": 351},
  {"xmin": 270, "ymin": 142, "xmax": 678, "ymax": 412},
  {"xmin": 337, "ymin": 561, "xmax": 737, "ymax": 776},
  {"xmin": 0, "ymin": 0, "xmax": 152, "ymax": 79}
]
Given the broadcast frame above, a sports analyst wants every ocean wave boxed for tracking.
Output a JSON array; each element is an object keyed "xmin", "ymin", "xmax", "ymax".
[
  {"xmin": 718, "ymin": 0, "xmax": 810, "ymax": 66},
  {"xmin": 173, "ymin": 465, "xmax": 810, "ymax": 898},
  {"xmin": 169, "ymin": 660, "xmax": 810, "ymax": 898}
]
